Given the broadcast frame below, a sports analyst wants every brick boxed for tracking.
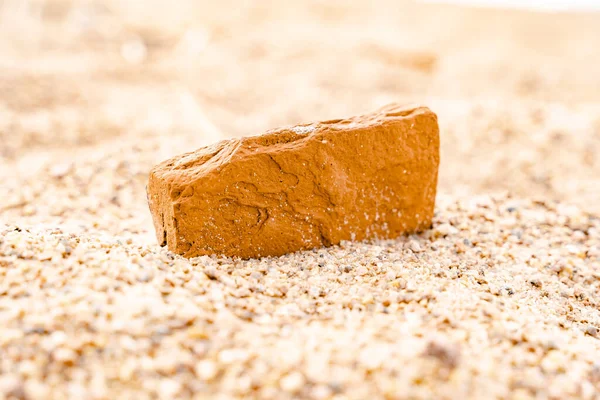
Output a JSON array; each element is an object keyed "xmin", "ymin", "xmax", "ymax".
[{"xmin": 147, "ymin": 104, "xmax": 439, "ymax": 259}]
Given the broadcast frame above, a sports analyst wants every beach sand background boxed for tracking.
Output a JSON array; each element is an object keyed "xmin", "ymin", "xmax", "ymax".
[{"xmin": 1, "ymin": 0, "xmax": 600, "ymax": 398}]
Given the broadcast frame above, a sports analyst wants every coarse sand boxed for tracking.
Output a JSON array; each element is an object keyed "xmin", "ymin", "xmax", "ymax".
[{"xmin": 1, "ymin": 1, "xmax": 600, "ymax": 399}]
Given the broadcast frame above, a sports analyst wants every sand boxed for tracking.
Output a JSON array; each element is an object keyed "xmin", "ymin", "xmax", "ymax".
[{"xmin": 1, "ymin": 1, "xmax": 600, "ymax": 399}]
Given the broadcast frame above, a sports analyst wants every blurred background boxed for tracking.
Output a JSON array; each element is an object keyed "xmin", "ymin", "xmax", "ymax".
[{"xmin": 1, "ymin": 0, "xmax": 599, "ymax": 236}]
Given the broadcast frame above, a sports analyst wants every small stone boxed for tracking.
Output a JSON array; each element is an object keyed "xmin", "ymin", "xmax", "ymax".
[
  {"xmin": 591, "ymin": 363, "xmax": 600, "ymax": 382},
  {"xmin": 540, "ymin": 351, "xmax": 566, "ymax": 374},
  {"xmin": 356, "ymin": 266, "xmax": 369, "ymax": 276},
  {"xmin": 585, "ymin": 326, "xmax": 598, "ymax": 338},
  {"xmin": 218, "ymin": 349, "xmax": 248, "ymax": 364},
  {"xmin": 187, "ymin": 326, "xmax": 209, "ymax": 339},
  {"xmin": 423, "ymin": 341, "xmax": 460, "ymax": 369},
  {"xmin": 434, "ymin": 223, "xmax": 458, "ymax": 236},
  {"xmin": 49, "ymin": 163, "xmax": 71, "ymax": 178},
  {"xmin": 194, "ymin": 360, "xmax": 218, "ymax": 381},
  {"xmin": 311, "ymin": 384, "xmax": 333, "ymax": 399},
  {"xmin": 309, "ymin": 287, "xmax": 323, "ymax": 298},
  {"xmin": 408, "ymin": 240, "xmax": 422, "ymax": 253},
  {"xmin": 529, "ymin": 279, "xmax": 543, "ymax": 289},
  {"xmin": 24, "ymin": 381, "xmax": 50, "ymax": 398},
  {"xmin": 390, "ymin": 278, "xmax": 407, "ymax": 289},
  {"xmin": 121, "ymin": 37, "xmax": 147, "ymax": 64},
  {"xmin": 22, "ymin": 205, "xmax": 36, "ymax": 216},
  {"xmin": 361, "ymin": 294, "xmax": 374, "ymax": 305},
  {"xmin": 385, "ymin": 270, "xmax": 397, "ymax": 280},
  {"xmin": 279, "ymin": 371, "xmax": 305, "ymax": 393},
  {"xmin": 54, "ymin": 348, "xmax": 78, "ymax": 365},
  {"xmin": 0, "ymin": 374, "xmax": 24, "ymax": 398},
  {"xmin": 158, "ymin": 379, "xmax": 182, "ymax": 398}
]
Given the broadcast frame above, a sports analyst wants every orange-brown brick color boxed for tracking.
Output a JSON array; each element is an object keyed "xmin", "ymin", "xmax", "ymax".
[{"xmin": 147, "ymin": 104, "xmax": 440, "ymax": 259}]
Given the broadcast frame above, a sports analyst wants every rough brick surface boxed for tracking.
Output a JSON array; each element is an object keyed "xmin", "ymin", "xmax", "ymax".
[{"xmin": 147, "ymin": 104, "xmax": 439, "ymax": 259}]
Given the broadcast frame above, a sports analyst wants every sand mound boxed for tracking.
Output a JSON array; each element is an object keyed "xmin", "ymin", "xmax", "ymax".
[{"xmin": 2, "ymin": 195, "xmax": 600, "ymax": 398}]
